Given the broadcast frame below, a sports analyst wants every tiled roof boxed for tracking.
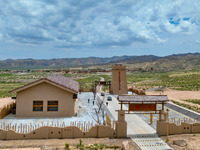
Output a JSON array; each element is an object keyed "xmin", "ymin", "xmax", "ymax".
[
  {"xmin": 10, "ymin": 74, "xmax": 79, "ymax": 93},
  {"xmin": 46, "ymin": 74, "xmax": 79, "ymax": 93},
  {"xmin": 118, "ymin": 95, "xmax": 169, "ymax": 102}
]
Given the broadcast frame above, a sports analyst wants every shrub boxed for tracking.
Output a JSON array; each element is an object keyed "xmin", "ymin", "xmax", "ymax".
[{"xmin": 65, "ymin": 143, "xmax": 70, "ymax": 150}]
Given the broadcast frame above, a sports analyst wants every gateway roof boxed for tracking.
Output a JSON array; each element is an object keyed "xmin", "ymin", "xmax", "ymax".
[{"xmin": 118, "ymin": 95, "xmax": 169, "ymax": 103}]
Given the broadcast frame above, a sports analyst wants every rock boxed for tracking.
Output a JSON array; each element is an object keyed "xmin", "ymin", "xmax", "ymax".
[
  {"xmin": 122, "ymin": 141, "xmax": 129, "ymax": 150},
  {"xmin": 173, "ymin": 140, "xmax": 187, "ymax": 147}
]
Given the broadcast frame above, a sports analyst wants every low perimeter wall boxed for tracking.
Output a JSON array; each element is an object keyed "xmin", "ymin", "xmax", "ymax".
[
  {"xmin": 0, "ymin": 125, "xmax": 121, "ymax": 140},
  {"xmin": 157, "ymin": 120, "xmax": 200, "ymax": 136},
  {"xmin": 0, "ymin": 107, "xmax": 127, "ymax": 140}
]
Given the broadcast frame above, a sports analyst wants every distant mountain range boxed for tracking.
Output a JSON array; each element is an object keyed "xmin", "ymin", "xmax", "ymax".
[{"xmin": 0, "ymin": 53, "xmax": 200, "ymax": 70}]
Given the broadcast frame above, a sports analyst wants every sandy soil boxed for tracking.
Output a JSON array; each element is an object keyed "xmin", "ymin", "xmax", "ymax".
[
  {"xmin": 161, "ymin": 134, "xmax": 200, "ymax": 150},
  {"xmin": 0, "ymin": 138, "xmax": 138, "ymax": 150},
  {"xmin": 0, "ymin": 97, "xmax": 15, "ymax": 109},
  {"xmin": 1, "ymin": 149, "xmax": 41, "ymax": 150},
  {"xmin": 146, "ymin": 89, "xmax": 200, "ymax": 108}
]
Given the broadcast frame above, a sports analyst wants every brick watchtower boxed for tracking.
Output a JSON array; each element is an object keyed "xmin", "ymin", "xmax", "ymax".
[{"xmin": 111, "ymin": 64, "xmax": 128, "ymax": 95}]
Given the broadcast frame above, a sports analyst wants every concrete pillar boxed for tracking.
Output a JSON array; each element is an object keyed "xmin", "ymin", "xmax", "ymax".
[
  {"xmin": 116, "ymin": 121, "xmax": 127, "ymax": 138},
  {"xmin": 157, "ymin": 120, "xmax": 167, "ymax": 136},
  {"xmin": 116, "ymin": 110, "xmax": 127, "ymax": 138},
  {"xmin": 118, "ymin": 110, "xmax": 125, "ymax": 122}
]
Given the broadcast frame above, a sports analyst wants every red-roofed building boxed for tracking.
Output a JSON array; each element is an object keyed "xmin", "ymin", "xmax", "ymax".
[{"xmin": 10, "ymin": 75, "xmax": 79, "ymax": 117}]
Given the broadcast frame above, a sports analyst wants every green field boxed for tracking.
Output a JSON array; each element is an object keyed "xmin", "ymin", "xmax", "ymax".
[
  {"xmin": 184, "ymin": 99, "xmax": 200, "ymax": 105},
  {"xmin": 0, "ymin": 70, "xmax": 200, "ymax": 98},
  {"xmin": 0, "ymin": 72, "xmax": 112, "ymax": 98},
  {"xmin": 127, "ymin": 70, "xmax": 200, "ymax": 91},
  {"xmin": 0, "ymin": 72, "xmax": 49, "ymax": 98}
]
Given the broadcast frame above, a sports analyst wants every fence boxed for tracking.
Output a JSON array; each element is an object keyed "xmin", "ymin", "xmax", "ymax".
[
  {"xmin": 0, "ymin": 120, "xmax": 120, "ymax": 140},
  {"xmin": 169, "ymin": 117, "xmax": 199, "ymax": 126},
  {"xmin": 0, "ymin": 102, "xmax": 15, "ymax": 119},
  {"xmin": 0, "ymin": 98, "xmax": 127, "ymax": 140},
  {"xmin": 0, "ymin": 120, "xmax": 116, "ymax": 134},
  {"xmin": 157, "ymin": 118, "xmax": 200, "ymax": 136}
]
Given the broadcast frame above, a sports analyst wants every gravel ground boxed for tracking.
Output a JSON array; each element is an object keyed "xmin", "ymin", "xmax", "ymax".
[
  {"xmin": 0, "ymin": 138, "xmax": 138, "ymax": 150},
  {"xmin": 160, "ymin": 134, "xmax": 200, "ymax": 150}
]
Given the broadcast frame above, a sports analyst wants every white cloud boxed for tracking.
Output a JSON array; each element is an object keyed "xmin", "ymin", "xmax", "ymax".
[{"xmin": 0, "ymin": 0, "xmax": 199, "ymax": 58}]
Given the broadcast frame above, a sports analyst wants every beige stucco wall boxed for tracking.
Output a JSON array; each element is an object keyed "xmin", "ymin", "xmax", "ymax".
[
  {"xmin": 98, "ymin": 126, "xmax": 116, "ymax": 138},
  {"xmin": 157, "ymin": 120, "xmax": 200, "ymax": 136},
  {"xmin": 111, "ymin": 65, "xmax": 128, "ymax": 95},
  {"xmin": 0, "ymin": 125, "xmax": 119, "ymax": 140},
  {"xmin": 192, "ymin": 123, "xmax": 200, "ymax": 133},
  {"xmin": 0, "ymin": 111, "xmax": 127, "ymax": 140},
  {"xmin": 16, "ymin": 82, "xmax": 75, "ymax": 117},
  {"xmin": 0, "ymin": 107, "xmax": 127, "ymax": 140},
  {"xmin": 85, "ymin": 126, "xmax": 98, "ymax": 138}
]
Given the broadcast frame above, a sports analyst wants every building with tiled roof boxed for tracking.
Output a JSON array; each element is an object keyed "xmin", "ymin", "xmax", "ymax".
[{"xmin": 10, "ymin": 75, "xmax": 79, "ymax": 117}]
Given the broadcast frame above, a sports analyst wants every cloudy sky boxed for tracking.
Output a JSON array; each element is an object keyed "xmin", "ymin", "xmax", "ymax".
[{"xmin": 0, "ymin": 0, "xmax": 200, "ymax": 59}]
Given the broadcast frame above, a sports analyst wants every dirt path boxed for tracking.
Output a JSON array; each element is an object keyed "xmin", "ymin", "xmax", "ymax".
[{"xmin": 146, "ymin": 89, "xmax": 200, "ymax": 109}]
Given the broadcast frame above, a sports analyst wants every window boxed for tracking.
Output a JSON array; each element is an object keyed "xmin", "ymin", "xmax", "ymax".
[
  {"xmin": 33, "ymin": 101, "xmax": 43, "ymax": 111},
  {"xmin": 47, "ymin": 101, "xmax": 58, "ymax": 111}
]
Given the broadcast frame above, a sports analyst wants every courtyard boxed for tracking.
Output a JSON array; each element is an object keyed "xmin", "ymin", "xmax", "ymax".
[{"xmin": 0, "ymin": 92, "xmax": 114, "ymax": 133}]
